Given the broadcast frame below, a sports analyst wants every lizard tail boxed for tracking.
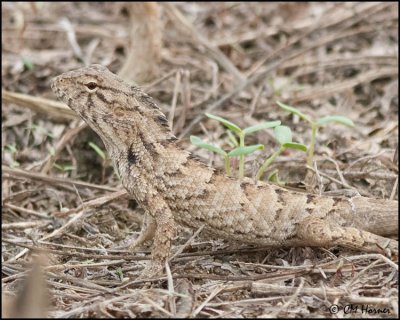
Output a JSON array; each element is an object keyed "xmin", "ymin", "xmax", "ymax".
[{"xmin": 347, "ymin": 196, "xmax": 398, "ymax": 237}]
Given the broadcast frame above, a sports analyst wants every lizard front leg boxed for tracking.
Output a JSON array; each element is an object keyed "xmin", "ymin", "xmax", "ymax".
[{"xmin": 137, "ymin": 199, "xmax": 175, "ymax": 279}]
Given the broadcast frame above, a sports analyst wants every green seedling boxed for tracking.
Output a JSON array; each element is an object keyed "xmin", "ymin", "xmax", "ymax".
[
  {"xmin": 47, "ymin": 145, "xmax": 56, "ymax": 157},
  {"xmin": 5, "ymin": 144, "xmax": 20, "ymax": 168},
  {"xmin": 115, "ymin": 267, "xmax": 124, "ymax": 281},
  {"xmin": 226, "ymin": 130, "xmax": 239, "ymax": 148},
  {"xmin": 255, "ymin": 125, "xmax": 307, "ymax": 181},
  {"xmin": 88, "ymin": 142, "xmax": 106, "ymax": 160},
  {"xmin": 206, "ymin": 113, "xmax": 280, "ymax": 178},
  {"xmin": 21, "ymin": 56, "xmax": 34, "ymax": 71},
  {"xmin": 267, "ymin": 169, "xmax": 285, "ymax": 186},
  {"xmin": 53, "ymin": 162, "xmax": 75, "ymax": 172},
  {"xmin": 190, "ymin": 135, "xmax": 232, "ymax": 176},
  {"xmin": 276, "ymin": 101, "xmax": 354, "ymax": 166},
  {"xmin": 5, "ymin": 144, "xmax": 17, "ymax": 154},
  {"xmin": 191, "ymin": 113, "xmax": 280, "ymax": 178}
]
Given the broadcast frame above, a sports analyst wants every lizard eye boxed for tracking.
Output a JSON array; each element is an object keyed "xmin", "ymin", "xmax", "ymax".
[{"xmin": 85, "ymin": 82, "xmax": 98, "ymax": 92}]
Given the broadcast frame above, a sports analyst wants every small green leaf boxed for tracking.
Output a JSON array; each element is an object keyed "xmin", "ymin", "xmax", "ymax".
[
  {"xmin": 282, "ymin": 142, "xmax": 307, "ymax": 152},
  {"xmin": 82, "ymin": 259, "xmax": 94, "ymax": 264},
  {"xmin": 116, "ymin": 267, "xmax": 124, "ymax": 280},
  {"xmin": 242, "ymin": 120, "xmax": 281, "ymax": 135},
  {"xmin": 53, "ymin": 163, "xmax": 75, "ymax": 172},
  {"xmin": 10, "ymin": 161, "xmax": 20, "ymax": 168},
  {"xmin": 274, "ymin": 125, "xmax": 292, "ymax": 145},
  {"xmin": 62, "ymin": 164, "xmax": 75, "ymax": 171},
  {"xmin": 21, "ymin": 57, "xmax": 34, "ymax": 70},
  {"xmin": 316, "ymin": 116, "xmax": 355, "ymax": 127},
  {"xmin": 226, "ymin": 130, "xmax": 239, "ymax": 147},
  {"xmin": 46, "ymin": 131, "xmax": 54, "ymax": 139},
  {"xmin": 268, "ymin": 169, "xmax": 278, "ymax": 182},
  {"xmin": 276, "ymin": 101, "xmax": 312, "ymax": 123},
  {"xmin": 47, "ymin": 145, "xmax": 56, "ymax": 156},
  {"xmin": 205, "ymin": 113, "xmax": 242, "ymax": 134},
  {"xmin": 5, "ymin": 144, "xmax": 17, "ymax": 153},
  {"xmin": 228, "ymin": 144, "xmax": 264, "ymax": 157},
  {"xmin": 267, "ymin": 169, "xmax": 286, "ymax": 186},
  {"xmin": 88, "ymin": 142, "xmax": 106, "ymax": 160},
  {"xmin": 53, "ymin": 163, "xmax": 63, "ymax": 171},
  {"xmin": 190, "ymin": 135, "xmax": 227, "ymax": 156}
]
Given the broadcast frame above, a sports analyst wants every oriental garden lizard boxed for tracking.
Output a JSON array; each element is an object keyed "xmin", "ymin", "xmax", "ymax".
[{"xmin": 51, "ymin": 65, "xmax": 398, "ymax": 278}]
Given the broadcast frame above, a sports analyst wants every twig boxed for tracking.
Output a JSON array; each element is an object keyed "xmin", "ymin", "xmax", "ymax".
[
  {"xmin": 2, "ymin": 89, "xmax": 76, "ymax": 121},
  {"xmin": 165, "ymin": 261, "xmax": 176, "ymax": 315},
  {"xmin": 178, "ymin": 57, "xmax": 284, "ymax": 138},
  {"xmin": 162, "ymin": 3, "xmax": 245, "ymax": 83},
  {"xmin": 3, "ymin": 203, "xmax": 53, "ymax": 220},
  {"xmin": 269, "ymin": 277, "xmax": 305, "ymax": 317},
  {"xmin": 2, "ymin": 221, "xmax": 51, "ymax": 230},
  {"xmin": 40, "ymin": 122, "xmax": 87, "ymax": 174},
  {"xmin": 170, "ymin": 225, "xmax": 204, "ymax": 261},
  {"xmin": 169, "ymin": 69, "xmax": 182, "ymax": 130},
  {"xmin": 59, "ymin": 17, "xmax": 84, "ymax": 61},
  {"xmin": 191, "ymin": 285, "xmax": 224, "ymax": 317},
  {"xmin": 306, "ymin": 165, "xmax": 358, "ymax": 192},
  {"xmin": 291, "ymin": 68, "xmax": 398, "ymax": 103},
  {"xmin": 390, "ymin": 176, "xmax": 398, "ymax": 200},
  {"xmin": 252, "ymin": 282, "xmax": 394, "ymax": 306},
  {"xmin": 2, "ymin": 165, "xmax": 119, "ymax": 192}
]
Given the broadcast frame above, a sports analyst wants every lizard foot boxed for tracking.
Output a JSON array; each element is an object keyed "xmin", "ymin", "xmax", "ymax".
[{"xmin": 136, "ymin": 262, "xmax": 164, "ymax": 281}]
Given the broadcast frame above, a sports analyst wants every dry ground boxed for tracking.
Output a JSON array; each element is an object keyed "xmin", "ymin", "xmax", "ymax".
[{"xmin": 2, "ymin": 2, "xmax": 398, "ymax": 318}]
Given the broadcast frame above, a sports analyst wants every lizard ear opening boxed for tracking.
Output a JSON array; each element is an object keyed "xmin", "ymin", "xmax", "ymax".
[
  {"xmin": 112, "ymin": 103, "xmax": 126, "ymax": 117},
  {"xmin": 85, "ymin": 81, "xmax": 98, "ymax": 92}
]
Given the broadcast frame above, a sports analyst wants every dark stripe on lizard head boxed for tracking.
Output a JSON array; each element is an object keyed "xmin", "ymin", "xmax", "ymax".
[
  {"xmin": 96, "ymin": 91, "xmax": 111, "ymax": 104},
  {"xmin": 86, "ymin": 94, "xmax": 94, "ymax": 112}
]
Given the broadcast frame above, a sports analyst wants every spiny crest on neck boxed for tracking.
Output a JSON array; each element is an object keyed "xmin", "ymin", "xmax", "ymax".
[{"xmin": 132, "ymin": 87, "xmax": 177, "ymax": 144}]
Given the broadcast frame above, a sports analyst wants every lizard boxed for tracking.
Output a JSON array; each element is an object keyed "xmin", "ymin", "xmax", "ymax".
[{"xmin": 51, "ymin": 64, "xmax": 398, "ymax": 278}]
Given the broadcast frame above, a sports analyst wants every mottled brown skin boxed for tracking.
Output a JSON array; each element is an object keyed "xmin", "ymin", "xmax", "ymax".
[{"xmin": 51, "ymin": 65, "xmax": 398, "ymax": 278}]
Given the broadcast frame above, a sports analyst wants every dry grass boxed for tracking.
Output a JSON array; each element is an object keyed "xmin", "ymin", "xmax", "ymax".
[{"xmin": 2, "ymin": 2, "xmax": 398, "ymax": 318}]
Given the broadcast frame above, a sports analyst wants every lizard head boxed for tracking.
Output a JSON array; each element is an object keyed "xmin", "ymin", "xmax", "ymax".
[
  {"xmin": 51, "ymin": 64, "xmax": 175, "ymax": 154},
  {"xmin": 51, "ymin": 64, "xmax": 128, "ymax": 120}
]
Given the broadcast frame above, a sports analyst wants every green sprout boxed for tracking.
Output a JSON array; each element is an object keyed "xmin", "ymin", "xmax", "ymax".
[
  {"xmin": 21, "ymin": 56, "xmax": 34, "ymax": 71},
  {"xmin": 190, "ymin": 135, "xmax": 232, "ymax": 175},
  {"xmin": 191, "ymin": 113, "xmax": 280, "ymax": 178},
  {"xmin": 267, "ymin": 169, "xmax": 285, "ymax": 186},
  {"xmin": 47, "ymin": 145, "xmax": 56, "ymax": 156},
  {"xmin": 5, "ymin": 144, "xmax": 17, "ymax": 154},
  {"xmin": 88, "ymin": 142, "xmax": 106, "ymax": 160},
  {"xmin": 276, "ymin": 101, "xmax": 354, "ymax": 167},
  {"xmin": 255, "ymin": 125, "xmax": 307, "ymax": 181},
  {"xmin": 53, "ymin": 163, "xmax": 75, "ymax": 172},
  {"xmin": 115, "ymin": 267, "xmax": 124, "ymax": 281},
  {"xmin": 5, "ymin": 144, "xmax": 20, "ymax": 168}
]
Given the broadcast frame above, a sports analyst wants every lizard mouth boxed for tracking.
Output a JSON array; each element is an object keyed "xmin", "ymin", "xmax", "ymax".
[
  {"xmin": 50, "ymin": 75, "xmax": 76, "ymax": 112},
  {"xmin": 50, "ymin": 76, "xmax": 66, "ymax": 100}
]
